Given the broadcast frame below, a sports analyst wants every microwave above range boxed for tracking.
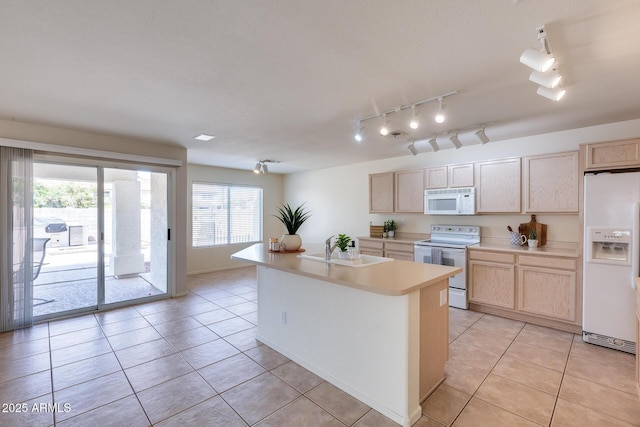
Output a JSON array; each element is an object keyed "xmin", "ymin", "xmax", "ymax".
[{"xmin": 424, "ymin": 187, "xmax": 476, "ymax": 215}]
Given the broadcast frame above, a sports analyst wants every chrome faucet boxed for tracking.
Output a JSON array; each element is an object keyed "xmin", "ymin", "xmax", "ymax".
[{"xmin": 325, "ymin": 235, "xmax": 336, "ymax": 260}]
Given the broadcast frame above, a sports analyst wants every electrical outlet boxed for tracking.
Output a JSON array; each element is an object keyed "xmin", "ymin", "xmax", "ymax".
[
  {"xmin": 398, "ymin": 219, "xmax": 406, "ymax": 226},
  {"xmin": 439, "ymin": 289, "xmax": 447, "ymax": 306},
  {"xmin": 280, "ymin": 311, "xmax": 287, "ymax": 325}
]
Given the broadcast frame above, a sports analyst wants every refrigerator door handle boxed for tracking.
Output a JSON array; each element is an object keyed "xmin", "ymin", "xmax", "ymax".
[{"xmin": 633, "ymin": 201, "xmax": 639, "ymax": 290}]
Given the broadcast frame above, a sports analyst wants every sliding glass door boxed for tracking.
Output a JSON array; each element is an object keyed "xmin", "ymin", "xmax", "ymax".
[{"xmin": 32, "ymin": 158, "xmax": 171, "ymax": 320}]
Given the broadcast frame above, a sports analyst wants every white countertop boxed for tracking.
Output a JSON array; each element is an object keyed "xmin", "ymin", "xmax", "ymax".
[{"xmin": 231, "ymin": 243, "xmax": 461, "ymax": 296}]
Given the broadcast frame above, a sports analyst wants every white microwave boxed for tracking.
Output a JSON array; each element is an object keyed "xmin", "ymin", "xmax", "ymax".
[{"xmin": 424, "ymin": 187, "xmax": 476, "ymax": 215}]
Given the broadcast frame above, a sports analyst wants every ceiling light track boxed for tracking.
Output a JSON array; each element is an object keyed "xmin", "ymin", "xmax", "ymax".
[{"xmin": 354, "ymin": 91, "xmax": 457, "ymax": 141}]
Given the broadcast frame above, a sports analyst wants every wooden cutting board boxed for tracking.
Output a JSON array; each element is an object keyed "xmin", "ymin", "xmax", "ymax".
[{"xmin": 518, "ymin": 215, "xmax": 547, "ymax": 247}]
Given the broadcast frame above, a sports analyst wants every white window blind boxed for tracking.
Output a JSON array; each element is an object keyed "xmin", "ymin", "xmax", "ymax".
[{"xmin": 192, "ymin": 182, "xmax": 262, "ymax": 247}]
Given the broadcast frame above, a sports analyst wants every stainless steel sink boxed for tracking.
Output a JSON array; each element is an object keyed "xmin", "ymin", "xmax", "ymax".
[{"xmin": 297, "ymin": 252, "xmax": 393, "ymax": 267}]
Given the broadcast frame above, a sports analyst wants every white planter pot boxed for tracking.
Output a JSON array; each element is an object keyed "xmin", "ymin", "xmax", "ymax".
[
  {"xmin": 528, "ymin": 239, "xmax": 539, "ymax": 249},
  {"xmin": 338, "ymin": 251, "xmax": 349, "ymax": 259},
  {"xmin": 280, "ymin": 234, "xmax": 302, "ymax": 251},
  {"xmin": 387, "ymin": 230, "xmax": 395, "ymax": 238}
]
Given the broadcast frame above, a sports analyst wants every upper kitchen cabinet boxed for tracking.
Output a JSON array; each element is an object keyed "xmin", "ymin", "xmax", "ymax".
[
  {"xmin": 369, "ymin": 172, "xmax": 394, "ymax": 213},
  {"xmin": 395, "ymin": 169, "xmax": 424, "ymax": 212},
  {"xmin": 523, "ymin": 151, "xmax": 579, "ymax": 213},
  {"xmin": 584, "ymin": 138, "xmax": 640, "ymax": 171},
  {"xmin": 475, "ymin": 158, "xmax": 521, "ymax": 213},
  {"xmin": 424, "ymin": 163, "xmax": 474, "ymax": 189}
]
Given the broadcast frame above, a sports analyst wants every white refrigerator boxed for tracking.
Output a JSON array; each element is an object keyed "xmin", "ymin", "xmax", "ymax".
[{"xmin": 583, "ymin": 172, "xmax": 638, "ymax": 354}]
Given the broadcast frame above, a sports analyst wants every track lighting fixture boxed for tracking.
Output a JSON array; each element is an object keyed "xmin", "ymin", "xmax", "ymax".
[
  {"xmin": 520, "ymin": 25, "xmax": 567, "ymax": 102},
  {"xmin": 408, "ymin": 140, "xmax": 418, "ymax": 156},
  {"xmin": 379, "ymin": 114, "xmax": 390, "ymax": 136},
  {"xmin": 450, "ymin": 134, "xmax": 462, "ymax": 149},
  {"xmin": 253, "ymin": 160, "xmax": 279, "ymax": 174},
  {"xmin": 529, "ymin": 70, "xmax": 561, "ymax": 89},
  {"xmin": 475, "ymin": 128, "xmax": 490, "ymax": 144},
  {"xmin": 434, "ymin": 97, "xmax": 445, "ymax": 124},
  {"xmin": 537, "ymin": 86, "xmax": 566, "ymax": 101},
  {"xmin": 353, "ymin": 91, "xmax": 457, "ymax": 142},
  {"xmin": 409, "ymin": 105, "xmax": 419, "ymax": 130},
  {"xmin": 428, "ymin": 138, "xmax": 439, "ymax": 152}
]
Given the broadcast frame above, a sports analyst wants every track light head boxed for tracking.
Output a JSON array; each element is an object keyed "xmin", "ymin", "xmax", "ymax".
[
  {"xmin": 537, "ymin": 86, "xmax": 566, "ymax": 101},
  {"xmin": 408, "ymin": 141, "xmax": 418, "ymax": 156},
  {"xmin": 253, "ymin": 162, "xmax": 261, "ymax": 174},
  {"xmin": 529, "ymin": 70, "xmax": 562, "ymax": 89},
  {"xmin": 379, "ymin": 114, "xmax": 389, "ymax": 136},
  {"xmin": 409, "ymin": 105, "xmax": 419, "ymax": 129},
  {"xmin": 475, "ymin": 128, "xmax": 490, "ymax": 144},
  {"xmin": 450, "ymin": 134, "xmax": 462, "ymax": 149},
  {"xmin": 434, "ymin": 98, "xmax": 445, "ymax": 124},
  {"xmin": 520, "ymin": 48, "xmax": 555, "ymax": 72},
  {"xmin": 261, "ymin": 163, "xmax": 268, "ymax": 174},
  {"xmin": 428, "ymin": 138, "xmax": 439, "ymax": 152},
  {"xmin": 354, "ymin": 121, "xmax": 365, "ymax": 142}
]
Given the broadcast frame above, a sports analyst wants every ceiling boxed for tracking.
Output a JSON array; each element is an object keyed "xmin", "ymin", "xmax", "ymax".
[{"xmin": 1, "ymin": 1, "xmax": 640, "ymax": 173}]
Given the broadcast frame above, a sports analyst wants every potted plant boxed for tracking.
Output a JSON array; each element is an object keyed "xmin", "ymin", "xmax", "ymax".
[
  {"xmin": 528, "ymin": 228, "xmax": 538, "ymax": 249},
  {"xmin": 335, "ymin": 233, "xmax": 351, "ymax": 259},
  {"xmin": 274, "ymin": 202, "xmax": 311, "ymax": 251},
  {"xmin": 384, "ymin": 220, "xmax": 397, "ymax": 238}
]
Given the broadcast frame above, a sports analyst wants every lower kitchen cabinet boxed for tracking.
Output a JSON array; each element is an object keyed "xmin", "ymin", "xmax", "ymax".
[
  {"xmin": 468, "ymin": 251, "xmax": 516, "ymax": 309},
  {"xmin": 636, "ymin": 281, "xmax": 640, "ymax": 398},
  {"xmin": 357, "ymin": 238, "xmax": 414, "ymax": 260},
  {"xmin": 518, "ymin": 256, "xmax": 576, "ymax": 322},
  {"xmin": 468, "ymin": 248, "xmax": 579, "ymax": 330},
  {"xmin": 383, "ymin": 241, "xmax": 414, "ymax": 261}
]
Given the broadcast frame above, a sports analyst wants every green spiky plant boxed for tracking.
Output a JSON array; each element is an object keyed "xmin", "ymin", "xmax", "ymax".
[{"xmin": 275, "ymin": 202, "xmax": 312, "ymax": 235}]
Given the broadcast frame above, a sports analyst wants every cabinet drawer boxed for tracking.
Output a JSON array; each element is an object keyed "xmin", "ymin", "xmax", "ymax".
[
  {"xmin": 519, "ymin": 255, "xmax": 576, "ymax": 270},
  {"xmin": 384, "ymin": 250, "xmax": 414, "ymax": 261},
  {"xmin": 469, "ymin": 251, "xmax": 514, "ymax": 264},
  {"xmin": 358, "ymin": 239, "xmax": 383, "ymax": 250},
  {"xmin": 384, "ymin": 241, "xmax": 414, "ymax": 252}
]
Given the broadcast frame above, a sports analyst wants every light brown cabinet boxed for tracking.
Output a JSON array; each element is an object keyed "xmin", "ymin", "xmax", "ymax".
[
  {"xmin": 358, "ymin": 238, "xmax": 414, "ymax": 260},
  {"xmin": 383, "ymin": 241, "xmax": 415, "ymax": 261},
  {"xmin": 584, "ymin": 138, "xmax": 640, "ymax": 171},
  {"xmin": 469, "ymin": 248, "xmax": 579, "ymax": 328},
  {"xmin": 475, "ymin": 158, "xmax": 521, "ymax": 213},
  {"xmin": 523, "ymin": 151, "xmax": 579, "ymax": 213},
  {"xmin": 636, "ymin": 283, "xmax": 639, "ymax": 398},
  {"xmin": 369, "ymin": 173, "xmax": 394, "ymax": 213},
  {"xmin": 394, "ymin": 169, "xmax": 424, "ymax": 213},
  {"xmin": 424, "ymin": 163, "xmax": 474, "ymax": 189},
  {"xmin": 358, "ymin": 239, "xmax": 384, "ymax": 257},
  {"xmin": 468, "ymin": 251, "xmax": 516, "ymax": 309},
  {"xmin": 518, "ymin": 255, "xmax": 576, "ymax": 322}
]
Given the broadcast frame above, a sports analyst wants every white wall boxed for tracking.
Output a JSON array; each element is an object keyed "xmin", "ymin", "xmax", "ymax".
[
  {"xmin": 187, "ymin": 164, "xmax": 284, "ymax": 273},
  {"xmin": 284, "ymin": 119, "xmax": 640, "ymax": 245}
]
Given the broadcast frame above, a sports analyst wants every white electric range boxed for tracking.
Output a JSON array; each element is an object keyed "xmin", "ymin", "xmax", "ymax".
[{"xmin": 414, "ymin": 225, "xmax": 480, "ymax": 309}]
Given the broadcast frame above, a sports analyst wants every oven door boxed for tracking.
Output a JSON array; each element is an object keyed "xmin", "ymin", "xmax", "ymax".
[{"xmin": 414, "ymin": 244, "xmax": 468, "ymax": 309}]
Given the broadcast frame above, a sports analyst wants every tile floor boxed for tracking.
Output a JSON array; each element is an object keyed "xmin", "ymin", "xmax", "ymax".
[{"xmin": 0, "ymin": 266, "xmax": 638, "ymax": 426}]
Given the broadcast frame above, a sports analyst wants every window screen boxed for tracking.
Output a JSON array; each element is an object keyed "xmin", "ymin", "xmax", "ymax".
[{"xmin": 192, "ymin": 182, "xmax": 262, "ymax": 247}]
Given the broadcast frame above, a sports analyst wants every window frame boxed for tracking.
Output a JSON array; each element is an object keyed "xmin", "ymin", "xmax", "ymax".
[{"xmin": 191, "ymin": 181, "xmax": 263, "ymax": 248}]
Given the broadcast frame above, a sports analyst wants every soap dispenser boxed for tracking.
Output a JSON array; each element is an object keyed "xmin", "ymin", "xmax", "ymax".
[{"xmin": 348, "ymin": 240, "xmax": 359, "ymax": 260}]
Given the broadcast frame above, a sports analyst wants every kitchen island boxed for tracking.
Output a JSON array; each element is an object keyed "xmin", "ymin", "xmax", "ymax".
[{"xmin": 231, "ymin": 243, "xmax": 461, "ymax": 427}]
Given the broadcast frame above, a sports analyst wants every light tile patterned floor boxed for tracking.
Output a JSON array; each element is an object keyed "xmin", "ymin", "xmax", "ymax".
[{"xmin": 0, "ymin": 266, "xmax": 638, "ymax": 426}]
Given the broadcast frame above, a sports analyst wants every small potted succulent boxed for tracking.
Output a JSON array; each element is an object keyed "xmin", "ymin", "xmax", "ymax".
[
  {"xmin": 384, "ymin": 220, "xmax": 397, "ymax": 238},
  {"xmin": 528, "ymin": 228, "xmax": 538, "ymax": 249},
  {"xmin": 335, "ymin": 233, "xmax": 351, "ymax": 259}
]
